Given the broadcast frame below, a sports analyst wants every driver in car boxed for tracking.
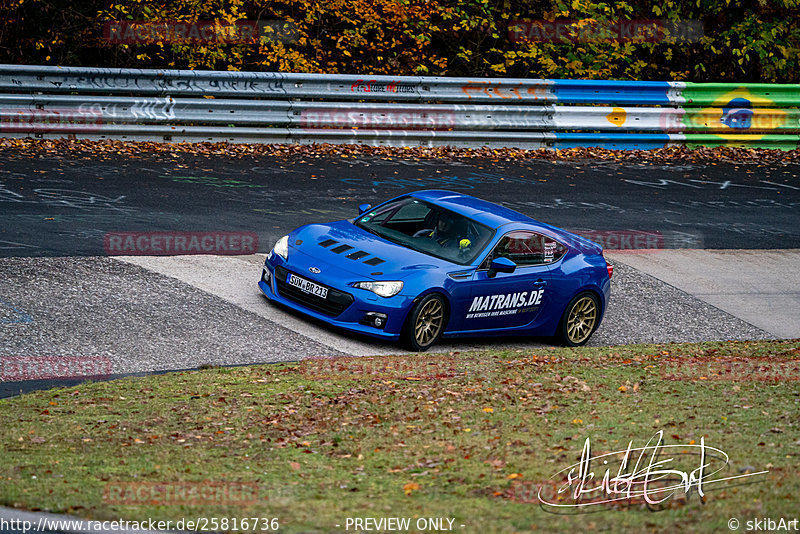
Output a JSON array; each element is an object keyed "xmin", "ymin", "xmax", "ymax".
[{"xmin": 429, "ymin": 211, "xmax": 472, "ymax": 253}]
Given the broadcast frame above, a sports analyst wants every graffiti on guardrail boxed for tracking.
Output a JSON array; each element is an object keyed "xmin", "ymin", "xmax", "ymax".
[
  {"xmin": 43, "ymin": 73, "xmax": 285, "ymax": 95},
  {"xmin": 78, "ymin": 97, "xmax": 175, "ymax": 120},
  {"xmin": 132, "ymin": 97, "xmax": 175, "ymax": 120},
  {"xmin": 349, "ymin": 80, "xmax": 416, "ymax": 94},
  {"xmin": 461, "ymin": 81, "xmax": 551, "ymax": 101}
]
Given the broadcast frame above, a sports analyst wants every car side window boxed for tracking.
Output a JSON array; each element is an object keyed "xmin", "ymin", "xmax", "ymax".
[{"xmin": 482, "ymin": 231, "xmax": 567, "ymax": 268}]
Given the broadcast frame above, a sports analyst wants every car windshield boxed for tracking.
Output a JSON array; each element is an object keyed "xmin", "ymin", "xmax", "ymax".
[{"xmin": 355, "ymin": 196, "xmax": 494, "ymax": 265}]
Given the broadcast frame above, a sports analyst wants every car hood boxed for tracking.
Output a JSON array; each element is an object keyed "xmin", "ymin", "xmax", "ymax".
[{"xmin": 288, "ymin": 221, "xmax": 458, "ymax": 279}]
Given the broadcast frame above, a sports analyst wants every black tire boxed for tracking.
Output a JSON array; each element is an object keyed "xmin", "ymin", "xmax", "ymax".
[
  {"xmin": 402, "ymin": 293, "xmax": 447, "ymax": 352},
  {"xmin": 556, "ymin": 291, "xmax": 601, "ymax": 347}
]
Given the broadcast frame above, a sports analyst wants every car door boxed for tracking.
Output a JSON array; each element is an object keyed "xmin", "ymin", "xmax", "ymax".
[{"xmin": 461, "ymin": 230, "xmax": 555, "ymax": 331}]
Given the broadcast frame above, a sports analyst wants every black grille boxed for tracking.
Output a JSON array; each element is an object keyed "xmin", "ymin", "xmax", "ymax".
[
  {"xmin": 364, "ymin": 257, "xmax": 385, "ymax": 266},
  {"xmin": 274, "ymin": 266, "xmax": 354, "ymax": 317},
  {"xmin": 331, "ymin": 244, "xmax": 354, "ymax": 254},
  {"xmin": 319, "ymin": 239, "xmax": 337, "ymax": 247},
  {"xmin": 346, "ymin": 250, "xmax": 369, "ymax": 260}
]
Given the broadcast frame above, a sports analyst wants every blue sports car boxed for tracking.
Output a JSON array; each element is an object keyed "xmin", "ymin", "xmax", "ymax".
[{"xmin": 259, "ymin": 190, "xmax": 612, "ymax": 351}]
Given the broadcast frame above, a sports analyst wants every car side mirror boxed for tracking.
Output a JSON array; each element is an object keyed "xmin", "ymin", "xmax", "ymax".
[
  {"xmin": 488, "ymin": 257, "xmax": 516, "ymax": 278},
  {"xmin": 358, "ymin": 203, "xmax": 372, "ymax": 215}
]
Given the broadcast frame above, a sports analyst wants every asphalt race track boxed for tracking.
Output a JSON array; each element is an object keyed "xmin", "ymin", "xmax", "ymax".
[
  {"xmin": 1, "ymin": 153, "xmax": 798, "ymax": 397},
  {"xmin": 1, "ymin": 154, "xmax": 799, "ymax": 255}
]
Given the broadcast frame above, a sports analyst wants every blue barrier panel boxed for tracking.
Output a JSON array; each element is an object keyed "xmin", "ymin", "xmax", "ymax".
[
  {"xmin": 553, "ymin": 133, "xmax": 671, "ymax": 150},
  {"xmin": 552, "ymin": 80, "xmax": 681, "ymax": 106}
]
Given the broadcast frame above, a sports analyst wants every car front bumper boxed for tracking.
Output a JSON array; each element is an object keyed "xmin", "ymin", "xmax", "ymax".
[{"xmin": 258, "ymin": 254, "xmax": 415, "ymax": 341}]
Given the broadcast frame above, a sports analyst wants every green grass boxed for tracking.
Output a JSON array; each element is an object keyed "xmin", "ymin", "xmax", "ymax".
[{"xmin": 1, "ymin": 340, "xmax": 798, "ymax": 533}]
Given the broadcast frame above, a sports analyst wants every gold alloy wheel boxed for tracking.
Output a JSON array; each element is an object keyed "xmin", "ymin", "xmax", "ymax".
[
  {"xmin": 566, "ymin": 296, "xmax": 598, "ymax": 344},
  {"xmin": 414, "ymin": 298, "xmax": 444, "ymax": 347}
]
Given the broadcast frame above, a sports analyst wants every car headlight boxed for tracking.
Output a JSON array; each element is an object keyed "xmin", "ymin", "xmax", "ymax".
[
  {"xmin": 272, "ymin": 235, "xmax": 289, "ymax": 260},
  {"xmin": 353, "ymin": 281, "xmax": 404, "ymax": 298}
]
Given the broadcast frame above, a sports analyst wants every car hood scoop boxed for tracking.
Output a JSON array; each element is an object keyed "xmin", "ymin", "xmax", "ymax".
[{"xmin": 291, "ymin": 221, "xmax": 452, "ymax": 279}]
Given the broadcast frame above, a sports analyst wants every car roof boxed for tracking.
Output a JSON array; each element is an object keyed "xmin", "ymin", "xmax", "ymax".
[{"xmin": 408, "ymin": 190, "xmax": 535, "ymax": 229}]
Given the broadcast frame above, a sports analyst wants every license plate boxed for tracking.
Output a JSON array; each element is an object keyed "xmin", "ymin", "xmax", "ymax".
[{"xmin": 287, "ymin": 273, "xmax": 328, "ymax": 299}]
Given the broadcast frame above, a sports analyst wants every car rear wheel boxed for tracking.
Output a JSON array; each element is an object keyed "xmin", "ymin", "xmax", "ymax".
[
  {"xmin": 557, "ymin": 292, "xmax": 600, "ymax": 347},
  {"xmin": 402, "ymin": 293, "xmax": 447, "ymax": 352}
]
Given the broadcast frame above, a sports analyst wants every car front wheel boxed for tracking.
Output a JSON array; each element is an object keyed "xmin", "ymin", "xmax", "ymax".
[
  {"xmin": 557, "ymin": 292, "xmax": 600, "ymax": 347},
  {"xmin": 402, "ymin": 293, "xmax": 447, "ymax": 352}
]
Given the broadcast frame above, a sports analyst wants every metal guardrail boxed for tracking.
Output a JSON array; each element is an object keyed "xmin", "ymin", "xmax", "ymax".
[{"xmin": 1, "ymin": 64, "xmax": 799, "ymax": 149}]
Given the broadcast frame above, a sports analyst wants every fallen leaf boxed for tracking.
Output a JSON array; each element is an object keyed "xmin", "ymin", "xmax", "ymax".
[{"xmin": 403, "ymin": 482, "xmax": 420, "ymax": 495}]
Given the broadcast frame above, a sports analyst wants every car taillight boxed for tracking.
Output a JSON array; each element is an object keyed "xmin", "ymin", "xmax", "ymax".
[{"xmin": 606, "ymin": 262, "xmax": 614, "ymax": 279}]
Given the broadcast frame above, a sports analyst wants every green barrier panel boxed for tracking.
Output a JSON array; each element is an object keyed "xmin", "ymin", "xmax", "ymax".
[
  {"xmin": 682, "ymin": 133, "xmax": 800, "ymax": 150},
  {"xmin": 681, "ymin": 83, "xmax": 800, "ymax": 108}
]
